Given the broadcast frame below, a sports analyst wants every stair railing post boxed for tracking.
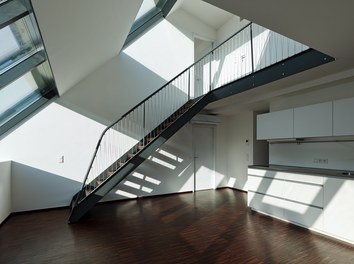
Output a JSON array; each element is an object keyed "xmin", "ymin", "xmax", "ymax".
[
  {"xmin": 188, "ymin": 69, "xmax": 191, "ymax": 101},
  {"xmin": 143, "ymin": 102, "xmax": 146, "ymax": 146},
  {"xmin": 250, "ymin": 23, "xmax": 255, "ymax": 73},
  {"xmin": 209, "ymin": 51, "xmax": 213, "ymax": 92}
]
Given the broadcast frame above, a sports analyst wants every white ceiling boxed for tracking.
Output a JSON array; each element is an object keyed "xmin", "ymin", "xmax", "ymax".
[
  {"xmin": 172, "ymin": 0, "xmax": 234, "ymax": 30},
  {"xmin": 32, "ymin": 0, "xmax": 143, "ymax": 96},
  {"xmin": 203, "ymin": 0, "xmax": 354, "ymax": 115}
]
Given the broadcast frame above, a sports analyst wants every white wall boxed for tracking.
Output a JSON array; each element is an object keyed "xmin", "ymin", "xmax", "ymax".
[
  {"xmin": 270, "ymin": 142, "xmax": 354, "ymax": 171},
  {"xmin": 60, "ymin": 19, "xmax": 194, "ymax": 125},
  {"xmin": 216, "ymin": 17, "xmax": 249, "ymax": 45},
  {"xmin": 103, "ymin": 119, "xmax": 229, "ymax": 201},
  {"xmin": 268, "ymin": 77, "xmax": 354, "ymax": 171},
  {"xmin": 226, "ymin": 111, "xmax": 254, "ymax": 191},
  {"xmin": 0, "ymin": 161, "xmax": 11, "ymax": 224},
  {"xmin": 167, "ymin": 9, "xmax": 216, "ymax": 43},
  {"xmin": 270, "ymin": 77, "xmax": 354, "ymax": 111},
  {"xmin": 0, "ymin": 103, "xmax": 104, "ymax": 211},
  {"xmin": 103, "ymin": 125, "xmax": 194, "ymax": 201},
  {"xmin": 58, "ymin": 53, "xmax": 165, "ymax": 126},
  {"xmin": 123, "ymin": 19, "xmax": 194, "ymax": 82}
]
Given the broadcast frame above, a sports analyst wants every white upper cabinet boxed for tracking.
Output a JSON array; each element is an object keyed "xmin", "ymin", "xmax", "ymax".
[
  {"xmin": 257, "ymin": 109, "xmax": 294, "ymax": 140},
  {"xmin": 294, "ymin": 101, "xmax": 333, "ymax": 138},
  {"xmin": 257, "ymin": 97, "xmax": 354, "ymax": 140},
  {"xmin": 333, "ymin": 97, "xmax": 354, "ymax": 136}
]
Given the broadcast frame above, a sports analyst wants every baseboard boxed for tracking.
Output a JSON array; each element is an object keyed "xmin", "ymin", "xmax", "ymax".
[
  {"xmin": 226, "ymin": 186, "xmax": 247, "ymax": 193},
  {"xmin": 0, "ymin": 214, "xmax": 11, "ymax": 228}
]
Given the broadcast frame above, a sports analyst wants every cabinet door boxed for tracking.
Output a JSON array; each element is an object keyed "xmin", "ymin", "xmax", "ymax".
[
  {"xmin": 283, "ymin": 173, "xmax": 324, "ymax": 207},
  {"xmin": 294, "ymin": 101, "xmax": 333, "ymax": 138},
  {"xmin": 333, "ymin": 97, "xmax": 354, "ymax": 136},
  {"xmin": 323, "ymin": 177, "xmax": 354, "ymax": 243},
  {"xmin": 248, "ymin": 176, "xmax": 284, "ymax": 197},
  {"xmin": 282, "ymin": 200, "xmax": 323, "ymax": 231},
  {"xmin": 248, "ymin": 191, "xmax": 284, "ymax": 219},
  {"xmin": 257, "ymin": 109, "xmax": 294, "ymax": 140}
]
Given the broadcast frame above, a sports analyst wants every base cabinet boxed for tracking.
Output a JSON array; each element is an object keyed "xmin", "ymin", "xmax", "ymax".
[
  {"xmin": 248, "ymin": 191, "xmax": 284, "ymax": 219},
  {"xmin": 282, "ymin": 200, "xmax": 323, "ymax": 231},
  {"xmin": 248, "ymin": 168, "xmax": 354, "ymax": 244},
  {"xmin": 323, "ymin": 178, "xmax": 354, "ymax": 243},
  {"xmin": 247, "ymin": 168, "xmax": 324, "ymax": 231}
]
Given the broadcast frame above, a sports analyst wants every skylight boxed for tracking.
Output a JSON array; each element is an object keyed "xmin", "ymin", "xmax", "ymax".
[
  {"xmin": 0, "ymin": 72, "xmax": 40, "ymax": 127},
  {"xmin": 0, "ymin": 17, "xmax": 36, "ymax": 74},
  {"xmin": 135, "ymin": 0, "xmax": 159, "ymax": 22},
  {"xmin": 124, "ymin": 0, "xmax": 177, "ymax": 47},
  {"xmin": 0, "ymin": 0, "xmax": 57, "ymax": 136}
]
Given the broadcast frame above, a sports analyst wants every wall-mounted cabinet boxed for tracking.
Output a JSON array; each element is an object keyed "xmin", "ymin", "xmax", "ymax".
[
  {"xmin": 333, "ymin": 97, "xmax": 354, "ymax": 136},
  {"xmin": 294, "ymin": 101, "xmax": 333, "ymax": 138},
  {"xmin": 257, "ymin": 100, "xmax": 338, "ymax": 140},
  {"xmin": 256, "ymin": 109, "xmax": 294, "ymax": 140}
]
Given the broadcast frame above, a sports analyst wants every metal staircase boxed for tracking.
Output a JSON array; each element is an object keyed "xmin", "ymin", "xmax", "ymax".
[{"xmin": 68, "ymin": 23, "xmax": 334, "ymax": 223}]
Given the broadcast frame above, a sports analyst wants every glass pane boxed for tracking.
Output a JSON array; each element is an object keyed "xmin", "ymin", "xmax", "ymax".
[
  {"xmin": 0, "ymin": 71, "xmax": 40, "ymax": 126},
  {"xmin": 0, "ymin": 15, "xmax": 36, "ymax": 74},
  {"xmin": 135, "ymin": 0, "xmax": 159, "ymax": 21}
]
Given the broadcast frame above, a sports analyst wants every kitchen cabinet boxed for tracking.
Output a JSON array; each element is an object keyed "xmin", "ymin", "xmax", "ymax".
[
  {"xmin": 256, "ymin": 97, "xmax": 354, "ymax": 140},
  {"xmin": 282, "ymin": 173, "xmax": 324, "ymax": 231},
  {"xmin": 257, "ymin": 109, "xmax": 294, "ymax": 140},
  {"xmin": 333, "ymin": 97, "xmax": 354, "ymax": 136},
  {"xmin": 248, "ymin": 166, "xmax": 354, "ymax": 245},
  {"xmin": 248, "ymin": 191, "xmax": 284, "ymax": 219},
  {"xmin": 323, "ymin": 177, "xmax": 354, "ymax": 243},
  {"xmin": 247, "ymin": 168, "xmax": 324, "ymax": 231},
  {"xmin": 294, "ymin": 101, "xmax": 333, "ymax": 138}
]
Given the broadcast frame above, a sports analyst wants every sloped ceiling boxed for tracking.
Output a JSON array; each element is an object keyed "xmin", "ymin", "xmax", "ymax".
[
  {"xmin": 203, "ymin": 0, "xmax": 354, "ymax": 115},
  {"xmin": 176, "ymin": 0, "xmax": 233, "ymax": 30},
  {"xmin": 32, "ymin": 0, "xmax": 143, "ymax": 95}
]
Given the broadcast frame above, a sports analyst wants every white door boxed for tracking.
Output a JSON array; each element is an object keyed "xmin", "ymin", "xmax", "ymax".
[{"xmin": 193, "ymin": 125, "xmax": 215, "ymax": 191}]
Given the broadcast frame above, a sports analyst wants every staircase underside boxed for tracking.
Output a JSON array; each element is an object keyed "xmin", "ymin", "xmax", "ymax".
[{"xmin": 68, "ymin": 48, "xmax": 334, "ymax": 223}]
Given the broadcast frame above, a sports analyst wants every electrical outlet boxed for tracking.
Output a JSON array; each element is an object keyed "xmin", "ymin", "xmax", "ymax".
[
  {"xmin": 314, "ymin": 158, "xmax": 328, "ymax": 164},
  {"xmin": 58, "ymin": 155, "xmax": 64, "ymax": 163}
]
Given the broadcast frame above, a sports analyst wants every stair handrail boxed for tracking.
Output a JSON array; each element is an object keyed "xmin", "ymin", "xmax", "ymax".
[
  {"xmin": 79, "ymin": 21, "xmax": 309, "ymax": 196},
  {"xmin": 80, "ymin": 22, "xmax": 253, "ymax": 191}
]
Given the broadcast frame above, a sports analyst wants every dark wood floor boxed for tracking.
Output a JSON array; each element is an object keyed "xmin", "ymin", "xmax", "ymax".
[{"xmin": 0, "ymin": 189, "xmax": 353, "ymax": 263}]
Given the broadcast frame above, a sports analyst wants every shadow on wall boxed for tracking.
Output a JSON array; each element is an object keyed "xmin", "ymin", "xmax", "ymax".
[
  {"xmin": 102, "ymin": 125, "xmax": 195, "ymax": 201},
  {"xmin": 11, "ymin": 162, "xmax": 82, "ymax": 212},
  {"xmin": 102, "ymin": 124, "xmax": 228, "ymax": 202},
  {"xmin": 57, "ymin": 52, "xmax": 169, "ymax": 126}
]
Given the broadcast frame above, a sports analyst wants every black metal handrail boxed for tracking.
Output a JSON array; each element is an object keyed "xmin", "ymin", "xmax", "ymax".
[{"xmin": 79, "ymin": 22, "xmax": 309, "ymax": 196}]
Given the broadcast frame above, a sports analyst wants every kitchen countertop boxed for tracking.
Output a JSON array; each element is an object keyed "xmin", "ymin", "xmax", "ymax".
[{"xmin": 249, "ymin": 165, "xmax": 354, "ymax": 179}]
